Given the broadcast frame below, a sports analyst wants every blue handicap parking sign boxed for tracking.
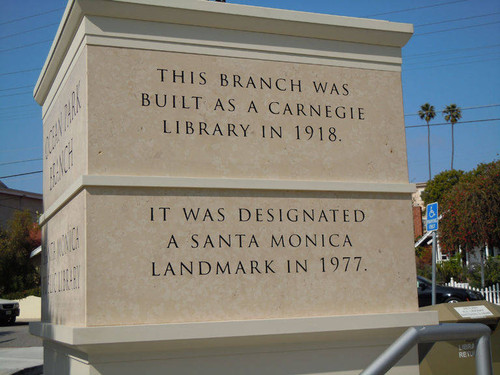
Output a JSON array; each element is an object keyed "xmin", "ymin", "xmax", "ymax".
[
  {"xmin": 426, "ymin": 202, "xmax": 438, "ymax": 232},
  {"xmin": 427, "ymin": 222, "xmax": 438, "ymax": 231}
]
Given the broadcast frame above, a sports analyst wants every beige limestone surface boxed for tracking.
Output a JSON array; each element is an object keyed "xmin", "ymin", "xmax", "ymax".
[
  {"xmin": 86, "ymin": 46, "xmax": 408, "ymax": 184},
  {"xmin": 35, "ymin": 43, "xmax": 420, "ymax": 327},
  {"xmin": 42, "ymin": 47, "xmax": 88, "ymax": 210},
  {"xmin": 82, "ymin": 186, "xmax": 417, "ymax": 326},
  {"xmin": 31, "ymin": 3, "xmax": 424, "ymax": 375},
  {"xmin": 41, "ymin": 191, "xmax": 86, "ymax": 326},
  {"xmin": 35, "ymin": 0, "xmax": 417, "ymax": 331}
]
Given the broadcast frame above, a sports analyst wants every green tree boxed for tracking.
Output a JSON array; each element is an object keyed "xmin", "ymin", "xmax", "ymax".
[
  {"xmin": 468, "ymin": 256, "xmax": 500, "ymax": 288},
  {"xmin": 0, "ymin": 210, "xmax": 40, "ymax": 296},
  {"xmin": 443, "ymin": 104, "xmax": 462, "ymax": 170},
  {"xmin": 439, "ymin": 160, "xmax": 500, "ymax": 255},
  {"xmin": 418, "ymin": 103, "xmax": 436, "ymax": 181},
  {"xmin": 421, "ymin": 169, "xmax": 464, "ymax": 206}
]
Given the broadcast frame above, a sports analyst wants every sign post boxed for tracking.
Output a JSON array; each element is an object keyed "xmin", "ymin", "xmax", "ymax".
[{"xmin": 427, "ymin": 202, "xmax": 439, "ymax": 305}]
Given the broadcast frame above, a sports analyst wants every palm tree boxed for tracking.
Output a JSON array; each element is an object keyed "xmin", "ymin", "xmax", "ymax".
[
  {"xmin": 443, "ymin": 104, "xmax": 462, "ymax": 170},
  {"xmin": 418, "ymin": 103, "xmax": 436, "ymax": 180}
]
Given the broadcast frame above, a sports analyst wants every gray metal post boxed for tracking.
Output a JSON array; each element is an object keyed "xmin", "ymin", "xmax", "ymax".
[
  {"xmin": 481, "ymin": 248, "xmax": 485, "ymax": 288},
  {"xmin": 476, "ymin": 334, "xmax": 494, "ymax": 375},
  {"xmin": 360, "ymin": 323, "xmax": 493, "ymax": 375},
  {"xmin": 432, "ymin": 230, "xmax": 436, "ymax": 305},
  {"xmin": 359, "ymin": 327, "xmax": 418, "ymax": 375}
]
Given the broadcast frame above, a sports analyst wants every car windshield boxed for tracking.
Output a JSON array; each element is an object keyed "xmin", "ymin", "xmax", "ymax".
[
  {"xmin": 418, "ymin": 276, "xmax": 432, "ymax": 284},
  {"xmin": 418, "ymin": 276, "xmax": 448, "ymax": 287}
]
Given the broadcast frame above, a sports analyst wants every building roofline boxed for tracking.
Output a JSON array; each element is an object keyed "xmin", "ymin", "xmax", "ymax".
[{"xmin": 0, "ymin": 187, "xmax": 43, "ymax": 200}]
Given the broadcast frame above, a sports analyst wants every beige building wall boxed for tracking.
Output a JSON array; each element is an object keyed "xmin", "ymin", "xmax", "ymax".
[
  {"xmin": 412, "ymin": 182, "xmax": 427, "ymax": 209},
  {"xmin": 18, "ymin": 296, "xmax": 41, "ymax": 321},
  {"xmin": 0, "ymin": 185, "xmax": 42, "ymax": 229}
]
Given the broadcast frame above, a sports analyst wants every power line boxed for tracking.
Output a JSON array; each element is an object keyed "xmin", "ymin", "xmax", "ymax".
[
  {"xmin": 0, "ymin": 147, "xmax": 40, "ymax": 154},
  {"xmin": 404, "ymin": 56, "xmax": 500, "ymax": 71},
  {"xmin": 405, "ymin": 118, "xmax": 500, "ymax": 129},
  {"xmin": 0, "ymin": 68, "xmax": 40, "ymax": 77},
  {"xmin": 408, "ymin": 150, "xmax": 497, "ymax": 166},
  {"xmin": 0, "ymin": 40, "xmax": 52, "ymax": 53},
  {"xmin": 0, "ymin": 171, "xmax": 43, "ymax": 179},
  {"xmin": 0, "ymin": 112, "xmax": 39, "ymax": 122},
  {"xmin": 414, "ymin": 20, "xmax": 500, "ymax": 37},
  {"xmin": 0, "ymin": 108, "xmax": 40, "ymax": 117},
  {"xmin": 404, "ymin": 44, "xmax": 500, "ymax": 59},
  {"xmin": 415, "ymin": 12, "xmax": 500, "ymax": 27},
  {"xmin": 364, "ymin": 0, "xmax": 469, "ymax": 17},
  {"xmin": 0, "ymin": 107, "xmax": 39, "ymax": 114},
  {"xmin": 0, "ymin": 104, "xmax": 37, "ymax": 111},
  {"xmin": 0, "ymin": 90, "xmax": 33, "ymax": 98},
  {"xmin": 405, "ymin": 104, "xmax": 500, "ymax": 117},
  {"xmin": 0, "ymin": 158, "xmax": 42, "ymax": 167},
  {"xmin": 0, "ymin": 8, "xmax": 65, "ymax": 26},
  {"xmin": 0, "ymin": 113, "xmax": 40, "ymax": 122},
  {"xmin": 0, "ymin": 85, "xmax": 33, "ymax": 92},
  {"xmin": 0, "ymin": 106, "xmax": 41, "ymax": 119},
  {"xmin": 403, "ymin": 51, "xmax": 500, "ymax": 67},
  {"xmin": 0, "ymin": 113, "xmax": 41, "ymax": 122},
  {"xmin": 0, "ymin": 23, "xmax": 59, "ymax": 40}
]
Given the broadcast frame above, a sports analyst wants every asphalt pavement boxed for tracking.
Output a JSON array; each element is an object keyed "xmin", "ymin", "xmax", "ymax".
[
  {"xmin": 0, "ymin": 322, "xmax": 43, "ymax": 375},
  {"xmin": 0, "ymin": 322, "xmax": 42, "ymax": 348}
]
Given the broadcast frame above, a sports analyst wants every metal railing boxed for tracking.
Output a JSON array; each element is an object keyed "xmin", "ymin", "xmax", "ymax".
[{"xmin": 360, "ymin": 323, "xmax": 493, "ymax": 375}]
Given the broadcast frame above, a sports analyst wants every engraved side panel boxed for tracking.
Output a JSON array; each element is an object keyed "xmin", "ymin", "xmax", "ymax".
[
  {"xmin": 87, "ymin": 46, "xmax": 408, "ymax": 184},
  {"xmin": 43, "ymin": 48, "xmax": 87, "ymax": 209},
  {"xmin": 85, "ymin": 187, "xmax": 417, "ymax": 326},
  {"xmin": 41, "ymin": 192, "xmax": 86, "ymax": 325}
]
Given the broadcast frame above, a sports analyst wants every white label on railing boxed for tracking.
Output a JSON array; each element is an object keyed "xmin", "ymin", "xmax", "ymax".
[{"xmin": 454, "ymin": 306, "xmax": 493, "ymax": 319}]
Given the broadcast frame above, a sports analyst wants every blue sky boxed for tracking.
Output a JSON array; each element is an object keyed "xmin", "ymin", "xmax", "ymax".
[{"xmin": 0, "ymin": 0, "xmax": 499, "ymax": 194}]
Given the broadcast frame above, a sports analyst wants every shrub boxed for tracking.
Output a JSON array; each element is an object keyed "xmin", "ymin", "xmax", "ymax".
[{"xmin": 437, "ymin": 253, "xmax": 466, "ymax": 283}]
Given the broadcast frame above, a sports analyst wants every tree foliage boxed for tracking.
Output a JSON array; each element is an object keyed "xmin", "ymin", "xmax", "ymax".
[
  {"xmin": 0, "ymin": 210, "xmax": 41, "ymax": 296},
  {"xmin": 439, "ymin": 160, "xmax": 500, "ymax": 253},
  {"xmin": 418, "ymin": 103, "xmax": 436, "ymax": 124},
  {"xmin": 418, "ymin": 103, "xmax": 436, "ymax": 180},
  {"xmin": 443, "ymin": 104, "xmax": 462, "ymax": 170},
  {"xmin": 421, "ymin": 169, "xmax": 464, "ymax": 206}
]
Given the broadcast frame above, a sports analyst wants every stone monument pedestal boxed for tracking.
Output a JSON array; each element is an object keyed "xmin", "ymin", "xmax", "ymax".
[
  {"xmin": 32, "ymin": 312, "xmax": 436, "ymax": 374},
  {"xmin": 31, "ymin": 1, "xmax": 436, "ymax": 373}
]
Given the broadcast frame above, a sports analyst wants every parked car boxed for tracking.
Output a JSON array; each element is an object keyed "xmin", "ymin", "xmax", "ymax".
[
  {"xmin": 417, "ymin": 276, "xmax": 485, "ymax": 307},
  {"xmin": 0, "ymin": 298, "xmax": 20, "ymax": 325}
]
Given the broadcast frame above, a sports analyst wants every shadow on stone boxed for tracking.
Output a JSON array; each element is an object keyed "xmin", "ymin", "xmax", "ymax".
[{"xmin": 13, "ymin": 365, "xmax": 43, "ymax": 375}]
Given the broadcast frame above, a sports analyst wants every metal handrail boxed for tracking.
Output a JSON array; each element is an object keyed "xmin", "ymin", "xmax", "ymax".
[{"xmin": 360, "ymin": 323, "xmax": 493, "ymax": 375}]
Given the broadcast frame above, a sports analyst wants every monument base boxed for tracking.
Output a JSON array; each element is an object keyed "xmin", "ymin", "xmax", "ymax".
[{"xmin": 31, "ymin": 311, "xmax": 437, "ymax": 375}]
